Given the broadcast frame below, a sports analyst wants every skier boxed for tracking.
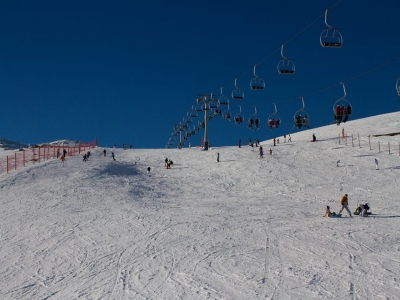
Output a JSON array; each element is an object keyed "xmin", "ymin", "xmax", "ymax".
[
  {"xmin": 336, "ymin": 160, "xmax": 340, "ymax": 167},
  {"xmin": 60, "ymin": 155, "xmax": 66, "ymax": 167},
  {"xmin": 166, "ymin": 160, "xmax": 172, "ymax": 169},
  {"xmin": 259, "ymin": 146, "xmax": 263, "ymax": 158},
  {"xmin": 103, "ymin": 149, "xmax": 106, "ymax": 157},
  {"xmin": 269, "ymin": 149, "xmax": 272, "ymax": 155},
  {"xmin": 217, "ymin": 152, "xmax": 220, "ymax": 162},
  {"xmin": 288, "ymin": 135, "xmax": 291, "ymax": 142},
  {"xmin": 165, "ymin": 157, "xmax": 168, "ymax": 167},
  {"xmin": 83, "ymin": 154, "xmax": 87, "ymax": 162},
  {"xmin": 238, "ymin": 139, "xmax": 241, "ymax": 148},
  {"xmin": 338, "ymin": 194, "xmax": 352, "ymax": 217},
  {"xmin": 111, "ymin": 152, "xmax": 116, "ymax": 161},
  {"xmin": 312, "ymin": 134, "xmax": 316, "ymax": 142},
  {"xmin": 273, "ymin": 138, "xmax": 276, "ymax": 146},
  {"xmin": 147, "ymin": 167, "xmax": 151, "ymax": 176},
  {"xmin": 375, "ymin": 158, "xmax": 379, "ymax": 170}
]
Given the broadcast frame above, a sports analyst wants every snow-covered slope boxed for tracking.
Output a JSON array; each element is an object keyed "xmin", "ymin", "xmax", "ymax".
[{"xmin": 1, "ymin": 112, "xmax": 400, "ymax": 299}]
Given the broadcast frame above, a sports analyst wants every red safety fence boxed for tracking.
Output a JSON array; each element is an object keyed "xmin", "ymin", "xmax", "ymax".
[{"xmin": 0, "ymin": 138, "xmax": 98, "ymax": 175}]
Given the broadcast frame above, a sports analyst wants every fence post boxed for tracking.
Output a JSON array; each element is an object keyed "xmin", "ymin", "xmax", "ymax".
[
  {"xmin": 338, "ymin": 134, "xmax": 340, "ymax": 145},
  {"xmin": 15, "ymin": 153, "xmax": 17, "ymax": 170},
  {"xmin": 351, "ymin": 134, "xmax": 354, "ymax": 147},
  {"xmin": 23, "ymin": 150, "xmax": 25, "ymax": 167},
  {"xmin": 378, "ymin": 141, "xmax": 380, "ymax": 153},
  {"xmin": 7, "ymin": 156, "xmax": 9, "ymax": 174},
  {"xmin": 358, "ymin": 134, "xmax": 360, "ymax": 148},
  {"xmin": 368, "ymin": 136, "xmax": 371, "ymax": 150},
  {"xmin": 388, "ymin": 142, "xmax": 390, "ymax": 154}
]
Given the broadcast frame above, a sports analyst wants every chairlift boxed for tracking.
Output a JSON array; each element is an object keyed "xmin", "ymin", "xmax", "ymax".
[
  {"xmin": 190, "ymin": 105, "xmax": 198, "ymax": 118},
  {"xmin": 248, "ymin": 106, "xmax": 260, "ymax": 129},
  {"xmin": 294, "ymin": 97, "xmax": 310, "ymax": 129},
  {"xmin": 184, "ymin": 114, "xmax": 192, "ymax": 124},
  {"xmin": 195, "ymin": 103, "xmax": 203, "ymax": 112},
  {"xmin": 199, "ymin": 121, "xmax": 205, "ymax": 128},
  {"xmin": 222, "ymin": 102, "xmax": 232, "ymax": 121},
  {"xmin": 234, "ymin": 105, "xmax": 244, "ymax": 125},
  {"xmin": 213, "ymin": 108, "xmax": 222, "ymax": 117},
  {"xmin": 320, "ymin": 8, "xmax": 343, "ymax": 48},
  {"xmin": 232, "ymin": 78, "xmax": 245, "ymax": 100},
  {"xmin": 190, "ymin": 125, "xmax": 196, "ymax": 136},
  {"xmin": 208, "ymin": 93, "xmax": 218, "ymax": 110},
  {"xmin": 268, "ymin": 103, "xmax": 281, "ymax": 129},
  {"xmin": 277, "ymin": 44, "xmax": 295, "ymax": 74},
  {"xmin": 333, "ymin": 82, "xmax": 352, "ymax": 125},
  {"xmin": 396, "ymin": 77, "xmax": 400, "ymax": 98},
  {"xmin": 218, "ymin": 87, "xmax": 230, "ymax": 106},
  {"xmin": 196, "ymin": 122, "xmax": 201, "ymax": 132},
  {"xmin": 250, "ymin": 65, "xmax": 265, "ymax": 90}
]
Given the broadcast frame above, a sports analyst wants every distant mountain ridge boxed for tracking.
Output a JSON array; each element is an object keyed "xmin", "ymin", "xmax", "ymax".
[
  {"xmin": 0, "ymin": 137, "xmax": 82, "ymax": 151},
  {"xmin": 0, "ymin": 137, "xmax": 29, "ymax": 150}
]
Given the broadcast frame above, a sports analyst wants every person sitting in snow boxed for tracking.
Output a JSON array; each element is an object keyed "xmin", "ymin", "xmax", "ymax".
[{"xmin": 323, "ymin": 206, "xmax": 337, "ymax": 217}]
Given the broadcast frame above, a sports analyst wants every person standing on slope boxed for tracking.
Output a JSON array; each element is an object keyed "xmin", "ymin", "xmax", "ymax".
[
  {"xmin": 217, "ymin": 152, "xmax": 220, "ymax": 162},
  {"xmin": 338, "ymin": 194, "xmax": 352, "ymax": 217},
  {"xmin": 375, "ymin": 158, "xmax": 379, "ymax": 170}
]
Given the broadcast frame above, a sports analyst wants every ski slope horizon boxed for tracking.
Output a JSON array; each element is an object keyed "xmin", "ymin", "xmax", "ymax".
[{"xmin": 1, "ymin": 112, "xmax": 400, "ymax": 299}]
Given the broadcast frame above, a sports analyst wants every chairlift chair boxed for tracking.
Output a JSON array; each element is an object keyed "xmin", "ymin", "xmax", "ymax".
[
  {"xmin": 333, "ymin": 82, "xmax": 352, "ymax": 125},
  {"xmin": 248, "ymin": 106, "xmax": 260, "ymax": 129},
  {"xmin": 232, "ymin": 78, "xmax": 245, "ymax": 100},
  {"xmin": 320, "ymin": 8, "xmax": 343, "ymax": 48},
  {"xmin": 277, "ymin": 44, "xmax": 295, "ymax": 74},
  {"xmin": 218, "ymin": 87, "xmax": 230, "ymax": 106},
  {"xmin": 234, "ymin": 105, "xmax": 244, "ymax": 125},
  {"xmin": 294, "ymin": 97, "xmax": 310, "ymax": 129},
  {"xmin": 250, "ymin": 65, "xmax": 265, "ymax": 90},
  {"xmin": 268, "ymin": 103, "xmax": 281, "ymax": 129},
  {"xmin": 396, "ymin": 77, "xmax": 400, "ymax": 98},
  {"xmin": 222, "ymin": 102, "xmax": 232, "ymax": 121},
  {"xmin": 190, "ymin": 105, "xmax": 198, "ymax": 118}
]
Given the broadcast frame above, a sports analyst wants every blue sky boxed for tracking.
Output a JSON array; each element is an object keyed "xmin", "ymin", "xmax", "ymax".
[{"xmin": 0, "ymin": 0, "xmax": 399, "ymax": 148}]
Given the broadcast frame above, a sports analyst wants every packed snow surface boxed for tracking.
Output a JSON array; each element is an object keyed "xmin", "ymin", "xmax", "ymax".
[{"xmin": 1, "ymin": 112, "xmax": 400, "ymax": 299}]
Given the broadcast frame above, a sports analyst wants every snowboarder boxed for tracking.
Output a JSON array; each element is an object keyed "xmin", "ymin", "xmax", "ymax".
[
  {"xmin": 338, "ymin": 194, "xmax": 352, "ymax": 217},
  {"xmin": 217, "ymin": 152, "xmax": 220, "ymax": 162},
  {"xmin": 147, "ymin": 167, "xmax": 151, "ymax": 176},
  {"xmin": 375, "ymin": 158, "xmax": 379, "ymax": 170}
]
